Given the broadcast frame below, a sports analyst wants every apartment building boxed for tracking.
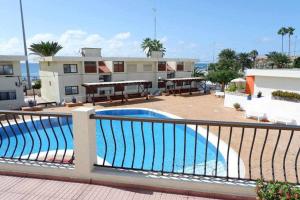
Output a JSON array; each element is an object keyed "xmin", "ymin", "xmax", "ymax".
[
  {"xmin": 0, "ymin": 55, "xmax": 26, "ymax": 109},
  {"xmin": 39, "ymin": 48, "xmax": 197, "ymax": 103}
]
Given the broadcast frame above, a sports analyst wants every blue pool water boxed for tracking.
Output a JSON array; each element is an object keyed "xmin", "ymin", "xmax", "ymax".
[{"xmin": 0, "ymin": 109, "xmax": 226, "ymax": 175}]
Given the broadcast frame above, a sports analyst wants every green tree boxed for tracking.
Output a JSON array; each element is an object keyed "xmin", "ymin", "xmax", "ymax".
[
  {"xmin": 294, "ymin": 57, "xmax": 300, "ymax": 68},
  {"xmin": 29, "ymin": 41, "xmax": 63, "ymax": 56},
  {"xmin": 141, "ymin": 38, "xmax": 166, "ymax": 57},
  {"xmin": 277, "ymin": 27, "xmax": 288, "ymax": 53},
  {"xmin": 266, "ymin": 51, "xmax": 291, "ymax": 68},
  {"xmin": 206, "ymin": 49, "xmax": 240, "ymax": 91},
  {"xmin": 238, "ymin": 52, "xmax": 252, "ymax": 70},
  {"xmin": 249, "ymin": 50, "xmax": 258, "ymax": 68},
  {"xmin": 287, "ymin": 27, "xmax": 295, "ymax": 56},
  {"xmin": 32, "ymin": 80, "xmax": 41, "ymax": 90}
]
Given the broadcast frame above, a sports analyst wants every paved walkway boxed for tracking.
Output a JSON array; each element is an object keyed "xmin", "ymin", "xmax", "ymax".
[{"xmin": 0, "ymin": 175, "xmax": 220, "ymax": 200}]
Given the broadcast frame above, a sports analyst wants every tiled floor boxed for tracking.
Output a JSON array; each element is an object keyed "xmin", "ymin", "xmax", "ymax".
[{"xmin": 0, "ymin": 175, "xmax": 219, "ymax": 200}]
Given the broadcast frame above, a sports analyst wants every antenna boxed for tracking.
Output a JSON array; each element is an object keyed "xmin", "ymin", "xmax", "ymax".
[{"xmin": 153, "ymin": 7, "xmax": 157, "ymax": 39}]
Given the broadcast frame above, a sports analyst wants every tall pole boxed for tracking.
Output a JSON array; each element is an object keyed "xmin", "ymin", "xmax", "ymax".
[
  {"xmin": 294, "ymin": 35, "xmax": 298, "ymax": 57},
  {"xmin": 19, "ymin": 0, "xmax": 31, "ymax": 89},
  {"xmin": 153, "ymin": 8, "xmax": 157, "ymax": 39}
]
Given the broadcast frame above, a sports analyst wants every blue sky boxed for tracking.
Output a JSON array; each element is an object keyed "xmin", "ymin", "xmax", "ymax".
[{"xmin": 0, "ymin": 0, "xmax": 299, "ymax": 62}]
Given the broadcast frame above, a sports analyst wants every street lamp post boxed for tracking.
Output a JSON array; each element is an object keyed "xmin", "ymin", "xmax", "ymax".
[{"xmin": 19, "ymin": 0, "xmax": 31, "ymax": 89}]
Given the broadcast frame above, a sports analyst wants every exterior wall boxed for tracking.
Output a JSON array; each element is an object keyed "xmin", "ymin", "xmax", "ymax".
[
  {"xmin": 0, "ymin": 61, "xmax": 24, "ymax": 109},
  {"xmin": 254, "ymin": 76, "xmax": 300, "ymax": 99},
  {"xmin": 39, "ymin": 58, "xmax": 196, "ymax": 103},
  {"xmin": 245, "ymin": 76, "xmax": 255, "ymax": 95}
]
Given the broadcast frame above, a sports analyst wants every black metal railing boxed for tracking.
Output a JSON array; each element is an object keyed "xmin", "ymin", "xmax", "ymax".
[
  {"xmin": 90, "ymin": 114, "xmax": 300, "ymax": 184},
  {"xmin": 0, "ymin": 110, "xmax": 74, "ymax": 165}
]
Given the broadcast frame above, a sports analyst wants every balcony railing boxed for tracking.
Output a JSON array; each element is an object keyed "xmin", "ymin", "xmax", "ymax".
[
  {"xmin": 0, "ymin": 109, "xmax": 299, "ymax": 197},
  {"xmin": 90, "ymin": 114, "xmax": 300, "ymax": 184},
  {"xmin": 0, "ymin": 110, "xmax": 74, "ymax": 166}
]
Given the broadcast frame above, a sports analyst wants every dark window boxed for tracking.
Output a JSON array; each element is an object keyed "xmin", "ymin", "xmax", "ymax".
[
  {"xmin": 176, "ymin": 62, "xmax": 184, "ymax": 71},
  {"xmin": 167, "ymin": 72, "xmax": 175, "ymax": 79},
  {"xmin": 158, "ymin": 61, "xmax": 166, "ymax": 71},
  {"xmin": 63, "ymin": 64, "xmax": 78, "ymax": 73},
  {"xmin": 113, "ymin": 61, "xmax": 124, "ymax": 72},
  {"xmin": 84, "ymin": 61, "xmax": 97, "ymax": 73},
  {"xmin": 65, "ymin": 86, "xmax": 79, "ymax": 95},
  {"xmin": 145, "ymin": 82, "xmax": 152, "ymax": 88},
  {"xmin": 0, "ymin": 65, "xmax": 13, "ymax": 75},
  {"xmin": 158, "ymin": 81, "xmax": 166, "ymax": 88},
  {"xmin": 0, "ymin": 91, "xmax": 16, "ymax": 101}
]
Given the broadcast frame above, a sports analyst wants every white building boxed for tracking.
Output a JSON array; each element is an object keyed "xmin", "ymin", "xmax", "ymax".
[
  {"xmin": 39, "ymin": 48, "xmax": 197, "ymax": 103},
  {"xmin": 0, "ymin": 55, "xmax": 26, "ymax": 110},
  {"xmin": 245, "ymin": 69, "xmax": 300, "ymax": 99}
]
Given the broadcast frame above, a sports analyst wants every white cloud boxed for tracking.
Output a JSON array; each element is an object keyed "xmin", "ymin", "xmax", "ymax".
[{"xmin": 0, "ymin": 30, "xmax": 144, "ymax": 59}]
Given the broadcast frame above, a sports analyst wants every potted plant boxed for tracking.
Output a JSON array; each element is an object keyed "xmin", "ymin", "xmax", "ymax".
[
  {"xmin": 257, "ymin": 91, "xmax": 262, "ymax": 98},
  {"xmin": 233, "ymin": 103, "xmax": 241, "ymax": 111},
  {"xmin": 28, "ymin": 100, "xmax": 36, "ymax": 107},
  {"xmin": 247, "ymin": 94, "xmax": 252, "ymax": 100},
  {"xmin": 72, "ymin": 96, "xmax": 77, "ymax": 103}
]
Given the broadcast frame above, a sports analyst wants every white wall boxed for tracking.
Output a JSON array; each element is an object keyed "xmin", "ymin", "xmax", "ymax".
[
  {"xmin": 254, "ymin": 76, "xmax": 300, "ymax": 99},
  {"xmin": 0, "ymin": 61, "xmax": 24, "ymax": 109},
  {"xmin": 224, "ymin": 93, "xmax": 249, "ymax": 109}
]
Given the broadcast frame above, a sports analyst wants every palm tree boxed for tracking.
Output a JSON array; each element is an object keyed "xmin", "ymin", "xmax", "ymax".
[
  {"xmin": 238, "ymin": 53, "xmax": 251, "ymax": 71},
  {"xmin": 287, "ymin": 27, "xmax": 295, "ymax": 56},
  {"xmin": 249, "ymin": 50, "xmax": 258, "ymax": 68},
  {"xmin": 266, "ymin": 51, "xmax": 290, "ymax": 68},
  {"xmin": 29, "ymin": 41, "xmax": 63, "ymax": 56},
  {"xmin": 141, "ymin": 38, "xmax": 166, "ymax": 57},
  {"xmin": 141, "ymin": 38, "xmax": 153, "ymax": 57},
  {"xmin": 278, "ymin": 27, "xmax": 288, "ymax": 53}
]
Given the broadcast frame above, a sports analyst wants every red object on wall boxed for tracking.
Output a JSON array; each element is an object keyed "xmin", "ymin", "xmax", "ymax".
[{"xmin": 246, "ymin": 76, "xmax": 255, "ymax": 95}]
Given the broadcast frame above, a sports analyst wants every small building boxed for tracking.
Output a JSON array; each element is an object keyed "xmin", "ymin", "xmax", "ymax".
[
  {"xmin": 245, "ymin": 69, "xmax": 300, "ymax": 98},
  {"xmin": 39, "ymin": 48, "xmax": 197, "ymax": 103},
  {"xmin": 0, "ymin": 55, "xmax": 26, "ymax": 109}
]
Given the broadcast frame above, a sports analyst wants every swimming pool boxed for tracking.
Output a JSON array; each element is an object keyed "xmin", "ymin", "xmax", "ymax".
[{"xmin": 0, "ymin": 108, "xmax": 229, "ymax": 176}]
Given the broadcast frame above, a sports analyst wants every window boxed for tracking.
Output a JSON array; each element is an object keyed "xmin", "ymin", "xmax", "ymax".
[
  {"xmin": 176, "ymin": 62, "xmax": 184, "ymax": 71},
  {"xmin": 158, "ymin": 61, "xmax": 166, "ymax": 71},
  {"xmin": 0, "ymin": 91, "xmax": 16, "ymax": 101},
  {"xmin": 65, "ymin": 86, "xmax": 79, "ymax": 95},
  {"xmin": 84, "ymin": 61, "xmax": 97, "ymax": 73},
  {"xmin": 113, "ymin": 61, "xmax": 124, "ymax": 72},
  {"xmin": 143, "ymin": 64, "xmax": 152, "ymax": 72},
  {"xmin": 0, "ymin": 65, "xmax": 13, "ymax": 75},
  {"xmin": 63, "ymin": 64, "xmax": 78, "ymax": 73},
  {"xmin": 127, "ymin": 64, "xmax": 137, "ymax": 73},
  {"xmin": 167, "ymin": 72, "xmax": 175, "ymax": 79}
]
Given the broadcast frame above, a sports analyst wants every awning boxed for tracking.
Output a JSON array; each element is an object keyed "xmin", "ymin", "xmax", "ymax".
[
  {"xmin": 98, "ymin": 65, "xmax": 111, "ymax": 73},
  {"xmin": 167, "ymin": 64, "xmax": 175, "ymax": 72}
]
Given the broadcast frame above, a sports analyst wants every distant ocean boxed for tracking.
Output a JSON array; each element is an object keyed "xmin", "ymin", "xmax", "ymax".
[
  {"xmin": 21, "ymin": 62, "xmax": 208, "ymax": 78},
  {"xmin": 21, "ymin": 63, "xmax": 39, "ymax": 78},
  {"xmin": 195, "ymin": 63, "xmax": 209, "ymax": 71}
]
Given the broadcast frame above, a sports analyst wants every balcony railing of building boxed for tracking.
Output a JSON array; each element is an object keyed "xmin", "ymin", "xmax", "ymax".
[{"xmin": 0, "ymin": 108, "xmax": 299, "ymax": 198}]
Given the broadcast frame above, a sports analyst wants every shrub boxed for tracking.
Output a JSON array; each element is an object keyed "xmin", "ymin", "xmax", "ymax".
[
  {"xmin": 233, "ymin": 103, "xmax": 240, "ymax": 110},
  {"xmin": 272, "ymin": 90, "xmax": 300, "ymax": 102},
  {"xmin": 227, "ymin": 84, "xmax": 237, "ymax": 92},
  {"xmin": 294, "ymin": 57, "xmax": 300, "ymax": 68},
  {"xmin": 32, "ymin": 80, "xmax": 41, "ymax": 90},
  {"xmin": 256, "ymin": 179, "xmax": 300, "ymax": 200}
]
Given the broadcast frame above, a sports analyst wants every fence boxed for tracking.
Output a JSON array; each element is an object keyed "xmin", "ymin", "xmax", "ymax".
[
  {"xmin": 0, "ymin": 108, "xmax": 299, "ymax": 197},
  {"xmin": 0, "ymin": 110, "xmax": 73, "ymax": 165},
  {"xmin": 90, "ymin": 114, "xmax": 300, "ymax": 184}
]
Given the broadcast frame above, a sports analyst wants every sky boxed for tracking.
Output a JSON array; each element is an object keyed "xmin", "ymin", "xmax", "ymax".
[{"xmin": 0, "ymin": 0, "xmax": 299, "ymax": 62}]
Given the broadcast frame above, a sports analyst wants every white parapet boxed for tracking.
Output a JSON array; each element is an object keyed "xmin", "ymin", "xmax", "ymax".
[{"xmin": 72, "ymin": 107, "xmax": 97, "ymax": 178}]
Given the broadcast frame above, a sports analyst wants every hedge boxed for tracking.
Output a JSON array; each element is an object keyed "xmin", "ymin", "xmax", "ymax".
[{"xmin": 272, "ymin": 90, "xmax": 300, "ymax": 101}]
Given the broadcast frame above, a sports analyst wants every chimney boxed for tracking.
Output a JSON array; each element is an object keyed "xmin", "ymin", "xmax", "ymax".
[{"xmin": 81, "ymin": 48, "xmax": 102, "ymax": 57}]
